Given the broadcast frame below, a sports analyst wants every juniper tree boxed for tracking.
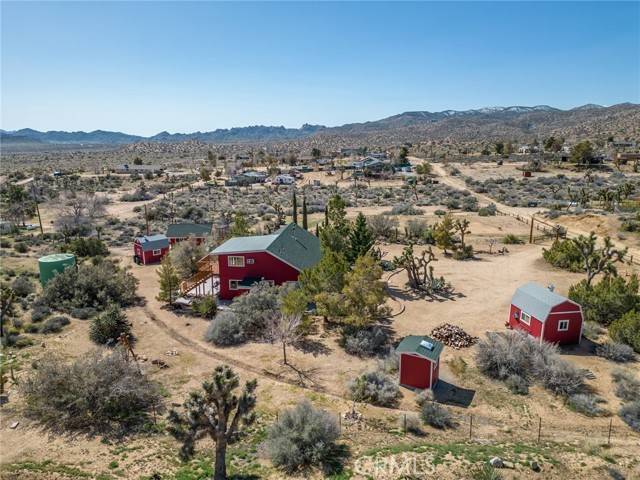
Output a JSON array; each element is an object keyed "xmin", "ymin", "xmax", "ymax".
[
  {"xmin": 434, "ymin": 214, "xmax": 456, "ymax": 254},
  {"xmin": 168, "ymin": 365, "xmax": 257, "ymax": 480},
  {"xmin": 347, "ymin": 212, "xmax": 374, "ymax": 264},
  {"xmin": 156, "ymin": 257, "xmax": 180, "ymax": 304}
]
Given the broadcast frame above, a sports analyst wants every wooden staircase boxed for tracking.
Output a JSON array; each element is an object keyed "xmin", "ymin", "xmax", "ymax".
[{"xmin": 180, "ymin": 254, "xmax": 219, "ymax": 296}]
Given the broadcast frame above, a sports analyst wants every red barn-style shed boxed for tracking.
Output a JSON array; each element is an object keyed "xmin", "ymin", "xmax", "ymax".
[
  {"xmin": 509, "ymin": 282, "xmax": 583, "ymax": 345},
  {"xmin": 211, "ymin": 223, "xmax": 320, "ymax": 300},
  {"xmin": 133, "ymin": 234, "xmax": 170, "ymax": 265},
  {"xmin": 395, "ymin": 335, "xmax": 444, "ymax": 390}
]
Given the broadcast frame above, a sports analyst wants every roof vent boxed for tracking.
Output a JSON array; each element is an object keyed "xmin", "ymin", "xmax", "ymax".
[
  {"xmin": 420, "ymin": 340, "xmax": 434, "ymax": 350},
  {"xmin": 547, "ymin": 284, "xmax": 555, "ymax": 292}
]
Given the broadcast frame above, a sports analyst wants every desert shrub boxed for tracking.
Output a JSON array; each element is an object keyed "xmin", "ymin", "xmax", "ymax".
[
  {"xmin": 595, "ymin": 342, "xmax": 635, "ymax": 362},
  {"xmin": 168, "ymin": 240, "xmax": 207, "ymax": 280},
  {"xmin": 342, "ymin": 326, "xmax": 389, "ymax": 357},
  {"xmin": 567, "ymin": 394, "xmax": 607, "ymax": 417},
  {"xmin": 453, "ymin": 244, "xmax": 474, "ymax": 260},
  {"xmin": 14, "ymin": 242, "xmax": 28, "ymax": 253},
  {"xmin": 478, "ymin": 203, "xmax": 497, "ymax": 216},
  {"xmin": 21, "ymin": 348, "xmax": 162, "ymax": 435},
  {"xmin": 368, "ymin": 215, "xmax": 399, "ymax": 240},
  {"xmin": 502, "ymin": 234, "xmax": 524, "ymax": 245},
  {"xmin": 505, "ymin": 374, "xmax": 529, "ymax": 395},
  {"xmin": 538, "ymin": 358, "xmax": 587, "ymax": 396},
  {"xmin": 420, "ymin": 402, "xmax": 454, "ymax": 429},
  {"xmin": 399, "ymin": 413, "xmax": 423, "ymax": 435},
  {"xmin": 415, "ymin": 389, "xmax": 434, "ymax": 407},
  {"xmin": 349, "ymin": 370, "xmax": 399, "ymax": 407},
  {"xmin": 569, "ymin": 276, "xmax": 639, "ymax": 326},
  {"xmin": 266, "ymin": 401, "xmax": 341, "ymax": 473},
  {"xmin": 71, "ymin": 307, "xmax": 98, "ymax": 319},
  {"xmin": 67, "ymin": 237, "xmax": 109, "ymax": 258},
  {"xmin": 476, "ymin": 331, "xmax": 586, "ymax": 397},
  {"xmin": 581, "ymin": 321, "xmax": 602, "ymax": 340},
  {"xmin": 89, "ymin": 305, "xmax": 131, "ymax": 345},
  {"xmin": 609, "ymin": 310, "xmax": 640, "ymax": 352},
  {"xmin": 542, "ymin": 239, "xmax": 583, "ymax": 272},
  {"xmin": 31, "ymin": 305, "xmax": 51, "ymax": 323},
  {"xmin": 618, "ymin": 401, "xmax": 640, "ymax": 432},
  {"xmin": 229, "ymin": 281, "xmax": 282, "ymax": 335},
  {"xmin": 471, "ymin": 464, "xmax": 502, "ymax": 480},
  {"xmin": 611, "ymin": 369, "xmax": 640, "ymax": 402},
  {"xmin": 41, "ymin": 260, "xmax": 138, "ymax": 313},
  {"xmin": 24, "ymin": 323, "xmax": 39, "ymax": 333},
  {"xmin": 11, "ymin": 275, "xmax": 34, "ymax": 297},
  {"xmin": 462, "ymin": 196, "xmax": 479, "ymax": 212},
  {"xmin": 387, "ymin": 204, "xmax": 423, "ymax": 216},
  {"xmin": 193, "ymin": 296, "xmax": 217, "ymax": 319},
  {"xmin": 377, "ymin": 349, "xmax": 399, "ymax": 374},
  {"xmin": 41, "ymin": 316, "xmax": 71, "ymax": 334},
  {"xmin": 204, "ymin": 311, "xmax": 245, "ymax": 346}
]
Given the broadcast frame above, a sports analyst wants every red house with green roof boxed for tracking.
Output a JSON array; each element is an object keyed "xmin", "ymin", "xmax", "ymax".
[{"xmin": 211, "ymin": 223, "xmax": 321, "ymax": 300}]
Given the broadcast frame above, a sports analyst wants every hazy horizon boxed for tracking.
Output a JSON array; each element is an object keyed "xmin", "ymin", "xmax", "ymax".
[{"xmin": 2, "ymin": 1, "xmax": 639, "ymax": 136}]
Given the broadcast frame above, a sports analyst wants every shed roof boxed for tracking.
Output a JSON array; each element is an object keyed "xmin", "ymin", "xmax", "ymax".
[
  {"xmin": 511, "ymin": 282, "xmax": 575, "ymax": 321},
  {"xmin": 211, "ymin": 223, "xmax": 321, "ymax": 271},
  {"xmin": 395, "ymin": 335, "xmax": 444, "ymax": 363},
  {"xmin": 166, "ymin": 223, "xmax": 212, "ymax": 238},
  {"xmin": 135, "ymin": 234, "xmax": 169, "ymax": 251}
]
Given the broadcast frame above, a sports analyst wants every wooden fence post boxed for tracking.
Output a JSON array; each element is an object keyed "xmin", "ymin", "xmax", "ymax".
[
  {"xmin": 403, "ymin": 414, "xmax": 406, "ymax": 434},
  {"xmin": 537, "ymin": 417, "xmax": 542, "ymax": 443},
  {"xmin": 608, "ymin": 418, "xmax": 613, "ymax": 445},
  {"xmin": 469, "ymin": 414, "xmax": 473, "ymax": 440},
  {"xmin": 529, "ymin": 215, "xmax": 535, "ymax": 244}
]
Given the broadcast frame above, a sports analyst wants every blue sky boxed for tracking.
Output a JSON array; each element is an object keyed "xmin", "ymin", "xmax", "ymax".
[{"xmin": 1, "ymin": 1, "xmax": 639, "ymax": 136}]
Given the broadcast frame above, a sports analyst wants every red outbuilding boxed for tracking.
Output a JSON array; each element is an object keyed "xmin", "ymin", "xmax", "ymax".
[
  {"xmin": 210, "ymin": 223, "xmax": 321, "ymax": 300},
  {"xmin": 133, "ymin": 234, "xmax": 170, "ymax": 265},
  {"xmin": 509, "ymin": 282, "xmax": 583, "ymax": 345},
  {"xmin": 396, "ymin": 335, "xmax": 444, "ymax": 390}
]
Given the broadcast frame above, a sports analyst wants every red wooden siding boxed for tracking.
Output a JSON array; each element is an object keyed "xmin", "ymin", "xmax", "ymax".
[
  {"xmin": 134, "ymin": 242, "xmax": 169, "ymax": 265},
  {"xmin": 543, "ymin": 301, "xmax": 582, "ymax": 344},
  {"xmin": 508, "ymin": 304, "xmax": 544, "ymax": 338},
  {"xmin": 217, "ymin": 251, "xmax": 300, "ymax": 300},
  {"xmin": 400, "ymin": 353, "xmax": 433, "ymax": 389}
]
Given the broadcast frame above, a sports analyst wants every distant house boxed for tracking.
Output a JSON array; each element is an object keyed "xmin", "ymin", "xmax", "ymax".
[
  {"xmin": 518, "ymin": 145, "xmax": 531, "ymax": 154},
  {"xmin": 166, "ymin": 223, "xmax": 213, "ymax": 246},
  {"xmin": 274, "ymin": 174, "xmax": 295, "ymax": 185},
  {"xmin": 340, "ymin": 147, "xmax": 362, "ymax": 157},
  {"xmin": 396, "ymin": 335, "xmax": 443, "ymax": 390},
  {"xmin": 133, "ymin": 234, "xmax": 170, "ymax": 265},
  {"xmin": 114, "ymin": 164, "xmax": 164, "ymax": 174},
  {"xmin": 211, "ymin": 223, "xmax": 320, "ymax": 300},
  {"xmin": 352, "ymin": 156, "xmax": 388, "ymax": 170},
  {"xmin": 509, "ymin": 282, "xmax": 583, "ymax": 345}
]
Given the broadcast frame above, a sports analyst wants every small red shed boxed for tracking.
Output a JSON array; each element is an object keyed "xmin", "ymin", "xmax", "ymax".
[
  {"xmin": 509, "ymin": 282, "xmax": 583, "ymax": 345},
  {"xmin": 395, "ymin": 335, "xmax": 444, "ymax": 390},
  {"xmin": 133, "ymin": 234, "xmax": 170, "ymax": 265}
]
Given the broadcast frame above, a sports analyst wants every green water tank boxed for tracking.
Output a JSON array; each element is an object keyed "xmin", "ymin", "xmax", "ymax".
[{"xmin": 38, "ymin": 253, "xmax": 76, "ymax": 287}]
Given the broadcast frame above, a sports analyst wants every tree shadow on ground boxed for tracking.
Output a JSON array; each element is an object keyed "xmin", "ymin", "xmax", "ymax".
[
  {"xmin": 432, "ymin": 379, "xmax": 476, "ymax": 408},
  {"xmin": 294, "ymin": 338, "xmax": 332, "ymax": 357},
  {"xmin": 386, "ymin": 284, "xmax": 465, "ymax": 303},
  {"xmin": 560, "ymin": 337, "xmax": 599, "ymax": 357}
]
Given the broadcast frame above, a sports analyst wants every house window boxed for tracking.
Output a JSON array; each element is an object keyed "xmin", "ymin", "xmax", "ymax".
[
  {"xmin": 229, "ymin": 280, "xmax": 240, "ymax": 290},
  {"xmin": 246, "ymin": 258, "xmax": 255, "ymax": 265},
  {"xmin": 152, "ymin": 249, "xmax": 162, "ymax": 256},
  {"xmin": 520, "ymin": 311, "xmax": 531, "ymax": 325},
  {"xmin": 228, "ymin": 256, "xmax": 245, "ymax": 267},
  {"xmin": 558, "ymin": 320, "xmax": 570, "ymax": 331}
]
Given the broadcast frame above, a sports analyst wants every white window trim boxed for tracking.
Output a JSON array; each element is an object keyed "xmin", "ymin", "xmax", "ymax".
[
  {"xmin": 246, "ymin": 258, "xmax": 255, "ymax": 264},
  {"xmin": 152, "ymin": 249, "xmax": 162, "ymax": 256},
  {"xmin": 558, "ymin": 320, "xmax": 570, "ymax": 331},
  {"xmin": 228, "ymin": 255, "xmax": 245, "ymax": 267},
  {"xmin": 520, "ymin": 311, "xmax": 531, "ymax": 326},
  {"xmin": 229, "ymin": 280, "xmax": 250, "ymax": 290}
]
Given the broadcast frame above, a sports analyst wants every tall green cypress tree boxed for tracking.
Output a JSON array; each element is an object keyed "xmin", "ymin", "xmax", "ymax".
[
  {"xmin": 324, "ymin": 205, "xmax": 329, "ymax": 226},
  {"xmin": 292, "ymin": 191, "xmax": 298, "ymax": 225},
  {"xmin": 302, "ymin": 195, "xmax": 308, "ymax": 230}
]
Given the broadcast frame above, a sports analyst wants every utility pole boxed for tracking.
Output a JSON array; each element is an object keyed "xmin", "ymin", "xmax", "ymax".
[
  {"xmin": 144, "ymin": 204, "xmax": 150, "ymax": 236},
  {"xmin": 529, "ymin": 215, "xmax": 535, "ymax": 244}
]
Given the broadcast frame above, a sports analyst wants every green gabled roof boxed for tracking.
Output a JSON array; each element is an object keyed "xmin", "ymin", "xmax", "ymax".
[
  {"xmin": 211, "ymin": 223, "xmax": 320, "ymax": 271},
  {"xmin": 166, "ymin": 223, "xmax": 212, "ymax": 238},
  {"xmin": 395, "ymin": 335, "xmax": 444, "ymax": 362}
]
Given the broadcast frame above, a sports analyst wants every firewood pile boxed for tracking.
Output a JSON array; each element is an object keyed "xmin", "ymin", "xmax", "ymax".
[{"xmin": 430, "ymin": 323, "xmax": 478, "ymax": 349}]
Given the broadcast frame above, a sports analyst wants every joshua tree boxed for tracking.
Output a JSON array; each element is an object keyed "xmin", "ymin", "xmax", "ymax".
[
  {"xmin": 454, "ymin": 218, "xmax": 471, "ymax": 250},
  {"xmin": 571, "ymin": 233, "xmax": 627, "ymax": 286},
  {"xmin": 168, "ymin": 366, "xmax": 257, "ymax": 480},
  {"xmin": 393, "ymin": 244, "xmax": 451, "ymax": 295}
]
